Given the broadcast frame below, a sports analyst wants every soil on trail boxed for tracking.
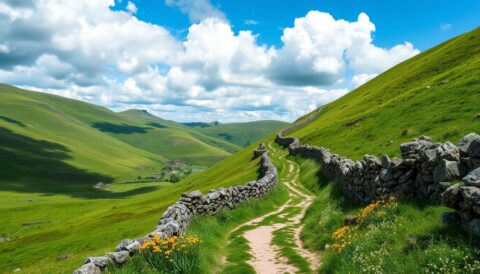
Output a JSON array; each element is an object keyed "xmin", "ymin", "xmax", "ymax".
[{"xmin": 223, "ymin": 143, "xmax": 321, "ymax": 273}]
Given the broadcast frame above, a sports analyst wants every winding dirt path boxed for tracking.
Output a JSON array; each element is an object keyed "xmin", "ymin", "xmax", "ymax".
[{"xmin": 224, "ymin": 143, "xmax": 321, "ymax": 273}]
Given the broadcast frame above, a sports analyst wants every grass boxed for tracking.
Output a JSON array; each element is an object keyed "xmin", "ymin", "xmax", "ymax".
[
  {"xmin": 0, "ymin": 83, "xmax": 286, "ymax": 272},
  {"xmin": 189, "ymin": 120, "xmax": 288, "ymax": 148},
  {"xmin": 0, "ymin": 133, "xmax": 267, "ymax": 273},
  {"xmin": 110, "ymin": 182, "xmax": 289, "ymax": 274},
  {"xmin": 296, "ymin": 158, "xmax": 480, "ymax": 273},
  {"xmin": 287, "ymin": 27, "xmax": 480, "ymax": 160}
]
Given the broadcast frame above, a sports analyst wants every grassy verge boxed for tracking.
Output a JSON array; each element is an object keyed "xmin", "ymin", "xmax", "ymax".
[{"xmin": 296, "ymin": 158, "xmax": 480, "ymax": 273}]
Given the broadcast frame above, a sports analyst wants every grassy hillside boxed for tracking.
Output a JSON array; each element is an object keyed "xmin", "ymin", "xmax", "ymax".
[
  {"xmin": 0, "ymin": 84, "xmax": 167, "ymax": 196},
  {"xmin": 0, "ymin": 84, "xmax": 280, "ymax": 272},
  {"xmin": 115, "ymin": 109, "xmax": 239, "ymax": 166},
  {"xmin": 0, "ymin": 143, "xmax": 263, "ymax": 273},
  {"xmin": 188, "ymin": 120, "xmax": 288, "ymax": 148},
  {"xmin": 288, "ymin": 27, "xmax": 480, "ymax": 159}
]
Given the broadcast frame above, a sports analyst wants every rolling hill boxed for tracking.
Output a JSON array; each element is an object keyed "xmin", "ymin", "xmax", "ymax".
[
  {"xmin": 185, "ymin": 120, "xmax": 289, "ymax": 148},
  {"xmin": 0, "ymin": 84, "xmax": 287, "ymax": 196}
]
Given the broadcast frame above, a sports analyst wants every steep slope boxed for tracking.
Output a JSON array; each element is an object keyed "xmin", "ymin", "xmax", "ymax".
[
  {"xmin": 186, "ymin": 120, "xmax": 289, "ymax": 147},
  {"xmin": 288, "ymin": 27, "xmax": 480, "ymax": 159},
  {"xmin": 0, "ymin": 84, "xmax": 166, "ymax": 195}
]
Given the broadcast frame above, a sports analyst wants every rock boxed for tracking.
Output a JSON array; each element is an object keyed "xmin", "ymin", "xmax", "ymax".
[
  {"xmin": 13, "ymin": 268, "xmax": 21, "ymax": 273},
  {"xmin": 364, "ymin": 155, "xmax": 381, "ymax": 168},
  {"xmin": 207, "ymin": 191, "xmax": 220, "ymax": 200},
  {"xmin": 467, "ymin": 138, "xmax": 480, "ymax": 158},
  {"xmin": 463, "ymin": 167, "xmax": 480, "ymax": 187},
  {"xmin": 441, "ymin": 212, "xmax": 461, "ymax": 224},
  {"xmin": 442, "ymin": 184, "xmax": 463, "ymax": 210},
  {"xmin": 433, "ymin": 160, "xmax": 461, "ymax": 182},
  {"xmin": 115, "ymin": 239, "xmax": 134, "ymax": 252},
  {"xmin": 469, "ymin": 219, "xmax": 480, "ymax": 236},
  {"xmin": 458, "ymin": 133, "xmax": 480, "ymax": 156},
  {"xmin": 84, "ymin": 256, "xmax": 111, "ymax": 269},
  {"xmin": 381, "ymin": 154, "xmax": 391, "ymax": 169},
  {"xmin": 460, "ymin": 186, "xmax": 480, "ymax": 207},
  {"xmin": 109, "ymin": 251, "xmax": 130, "ymax": 265},
  {"xmin": 436, "ymin": 142, "xmax": 460, "ymax": 162},
  {"xmin": 379, "ymin": 168, "xmax": 393, "ymax": 182},
  {"xmin": 73, "ymin": 263, "xmax": 102, "ymax": 274},
  {"xmin": 181, "ymin": 190, "xmax": 202, "ymax": 199},
  {"xmin": 344, "ymin": 215, "xmax": 358, "ymax": 225},
  {"xmin": 126, "ymin": 241, "xmax": 140, "ymax": 253},
  {"xmin": 400, "ymin": 138, "xmax": 433, "ymax": 159}
]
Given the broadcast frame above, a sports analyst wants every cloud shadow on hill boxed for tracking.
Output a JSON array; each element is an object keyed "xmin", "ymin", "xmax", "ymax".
[
  {"xmin": 0, "ymin": 127, "xmax": 157, "ymax": 199},
  {"xmin": 92, "ymin": 122, "xmax": 151, "ymax": 134}
]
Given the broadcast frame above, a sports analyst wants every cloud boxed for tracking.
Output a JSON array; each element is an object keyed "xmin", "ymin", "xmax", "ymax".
[
  {"xmin": 165, "ymin": 0, "xmax": 226, "ymax": 22},
  {"xmin": 244, "ymin": 19, "xmax": 258, "ymax": 25},
  {"xmin": 126, "ymin": 1, "xmax": 137, "ymax": 14},
  {"xmin": 441, "ymin": 23, "xmax": 452, "ymax": 31},
  {"xmin": 268, "ymin": 12, "xmax": 419, "ymax": 86},
  {"xmin": 0, "ymin": 44, "xmax": 9, "ymax": 54},
  {"xmin": 0, "ymin": 1, "xmax": 419, "ymax": 122}
]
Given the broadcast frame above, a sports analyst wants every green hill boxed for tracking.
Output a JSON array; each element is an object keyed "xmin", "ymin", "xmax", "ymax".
[
  {"xmin": 114, "ymin": 109, "xmax": 239, "ymax": 166},
  {"xmin": 287, "ymin": 27, "xmax": 480, "ymax": 159},
  {"xmin": 0, "ymin": 84, "xmax": 167, "ymax": 196},
  {"xmin": 186, "ymin": 120, "xmax": 289, "ymax": 147}
]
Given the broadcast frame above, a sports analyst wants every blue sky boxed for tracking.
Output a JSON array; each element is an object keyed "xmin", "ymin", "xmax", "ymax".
[
  {"xmin": 0, "ymin": 0, "xmax": 478, "ymax": 122},
  {"xmin": 119, "ymin": 0, "xmax": 480, "ymax": 50}
]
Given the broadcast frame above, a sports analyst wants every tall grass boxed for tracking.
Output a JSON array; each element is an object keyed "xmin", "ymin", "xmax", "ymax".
[{"xmin": 296, "ymin": 158, "xmax": 480, "ymax": 273}]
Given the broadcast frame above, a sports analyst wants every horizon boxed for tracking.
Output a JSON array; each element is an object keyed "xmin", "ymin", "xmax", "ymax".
[{"xmin": 0, "ymin": 0, "xmax": 479, "ymax": 122}]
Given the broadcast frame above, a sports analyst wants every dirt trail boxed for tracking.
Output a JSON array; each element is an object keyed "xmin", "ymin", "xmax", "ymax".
[{"xmin": 224, "ymin": 143, "xmax": 321, "ymax": 273}]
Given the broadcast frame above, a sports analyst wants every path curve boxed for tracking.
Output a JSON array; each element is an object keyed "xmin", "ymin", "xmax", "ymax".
[{"xmin": 223, "ymin": 142, "xmax": 320, "ymax": 273}]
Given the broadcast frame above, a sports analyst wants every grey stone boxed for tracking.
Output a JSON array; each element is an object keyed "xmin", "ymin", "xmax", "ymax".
[
  {"xmin": 115, "ymin": 239, "xmax": 134, "ymax": 252},
  {"xmin": 458, "ymin": 133, "xmax": 480, "ymax": 156},
  {"xmin": 84, "ymin": 256, "xmax": 111, "ymax": 269},
  {"xmin": 469, "ymin": 219, "xmax": 480, "ymax": 236},
  {"xmin": 109, "ymin": 251, "xmax": 130, "ymax": 265},
  {"xmin": 433, "ymin": 160, "xmax": 461, "ymax": 182},
  {"xmin": 467, "ymin": 138, "xmax": 480, "ymax": 158},
  {"xmin": 73, "ymin": 263, "xmax": 101, "ymax": 274},
  {"xmin": 381, "ymin": 154, "xmax": 391, "ymax": 169},
  {"xmin": 460, "ymin": 186, "xmax": 480, "ymax": 207},
  {"xmin": 436, "ymin": 142, "xmax": 460, "ymax": 162},
  {"xmin": 463, "ymin": 167, "xmax": 480, "ymax": 187},
  {"xmin": 126, "ymin": 241, "xmax": 140, "ymax": 253},
  {"xmin": 379, "ymin": 168, "xmax": 393, "ymax": 182},
  {"xmin": 442, "ymin": 184, "xmax": 462, "ymax": 210}
]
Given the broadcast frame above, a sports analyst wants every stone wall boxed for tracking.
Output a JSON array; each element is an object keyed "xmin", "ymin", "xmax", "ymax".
[
  {"xmin": 276, "ymin": 127, "xmax": 480, "ymax": 236},
  {"xmin": 73, "ymin": 146, "xmax": 278, "ymax": 274}
]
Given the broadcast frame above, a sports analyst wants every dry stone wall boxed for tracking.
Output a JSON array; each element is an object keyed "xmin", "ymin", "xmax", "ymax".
[
  {"xmin": 276, "ymin": 127, "xmax": 480, "ymax": 236},
  {"xmin": 73, "ymin": 145, "xmax": 277, "ymax": 274}
]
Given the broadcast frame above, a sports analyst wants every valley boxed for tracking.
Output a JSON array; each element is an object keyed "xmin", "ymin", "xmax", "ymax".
[{"xmin": 0, "ymin": 2, "xmax": 479, "ymax": 273}]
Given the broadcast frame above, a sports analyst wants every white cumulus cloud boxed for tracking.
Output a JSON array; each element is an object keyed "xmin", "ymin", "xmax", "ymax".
[
  {"xmin": 0, "ymin": 1, "xmax": 419, "ymax": 122},
  {"xmin": 126, "ymin": 1, "xmax": 137, "ymax": 14}
]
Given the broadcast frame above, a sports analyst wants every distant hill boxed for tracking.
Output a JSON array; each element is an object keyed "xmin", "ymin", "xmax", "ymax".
[
  {"xmin": 0, "ymin": 84, "xmax": 167, "ymax": 195},
  {"xmin": 0, "ymin": 85, "xmax": 287, "ymax": 195},
  {"xmin": 187, "ymin": 120, "xmax": 289, "ymax": 147}
]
